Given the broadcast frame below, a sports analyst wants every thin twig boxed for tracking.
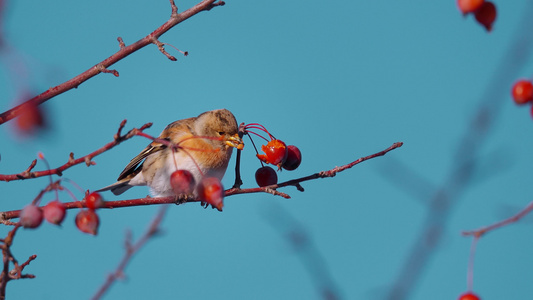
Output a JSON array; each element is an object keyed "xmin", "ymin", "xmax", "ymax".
[
  {"xmin": 386, "ymin": 3, "xmax": 533, "ymax": 298},
  {"xmin": 91, "ymin": 206, "xmax": 167, "ymax": 300},
  {"xmin": 0, "ymin": 121, "xmax": 152, "ymax": 182},
  {"xmin": 462, "ymin": 200, "xmax": 533, "ymax": 237},
  {"xmin": 0, "ymin": 225, "xmax": 35, "ymax": 300},
  {"xmin": 0, "ymin": 0, "xmax": 224, "ymax": 125}
]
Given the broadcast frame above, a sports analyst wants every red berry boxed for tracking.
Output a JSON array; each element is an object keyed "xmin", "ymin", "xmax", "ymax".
[
  {"xmin": 15, "ymin": 102, "xmax": 45, "ymax": 135},
  {"xmin": 474, "ymin": 1, "xmax": 496, "ymax": 31},
  {"xmin": 511, "ymin": 79, "xmax": 533, "ymax": 105},
  {"xmin": 256, "ymin": 139, "xmax": 288, "ymax": 167},
  {"xmin": 75, "ymin": 210, "xmax": 100, "ymax": 235},
  {"xmin": 85, "ymin": 192, "xmax": 105, "ymax": 210},
  {"xmin": 43, "ymin": 200, "xmax": 66, "ymax": 225},
  {"xmin": 282, "ymin": 145, "xmax": 302, "ymax": 171},
  {"xmin": 457, "ymin": 0, "xmax": 484, "ymax": 14},
  {"xmin": 19, "ymin": 204, "xmax": 44, "ymax": 229},
  {"xmin": 458, "ymin": 292, "xmax": 480, "ymax": 300},
  {"xmin": 170, "ymin": 170, "xmax": 196, "ymax": 195},
  {"xmin": 197, "ymin": 177, "xmax": 224, "ymax": 211},
  {"xmin": 255, "ymin": 166, "xmax": 278, "ymax": 187}
]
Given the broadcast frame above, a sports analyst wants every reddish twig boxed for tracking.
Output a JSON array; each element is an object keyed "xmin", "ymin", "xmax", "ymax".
[
  {"xmin": 0, "ymin": 225, "xmax": 37, "ymax": 300},
  {"xmin": 0, "ymin": 121, "xmax": 152, "ymax": 182},
  {"xmin": 385, "ymin": 4, "xmax": 533, "ymax": 298},
  {"xmin": 462, "ymin": 200, "xmax": 533, "ymax": 237},
  {"xmin": 466, "ymin": 236, "xmax": 479, "ymax": 292},
  {"xmin": 91, "ymin": 206, "xmax": 167, "ymax": 300},
  {"xmin": 0, "ymin": 142, "xmax": 403, "ymax": 221},
  {"xmin": 0, "ymin": 0, "xmax": 225, "ymax": 125}
]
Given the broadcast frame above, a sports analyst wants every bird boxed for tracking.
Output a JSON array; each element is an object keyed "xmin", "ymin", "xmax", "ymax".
[{"xmin": 97, "ymin": 109, "xmax": 243, "ymax": 197}]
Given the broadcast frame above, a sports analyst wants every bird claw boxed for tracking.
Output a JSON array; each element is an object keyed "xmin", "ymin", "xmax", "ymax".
[{"xmin": 174, "ymin": 194, "xmax": 195, "ymax": 205}]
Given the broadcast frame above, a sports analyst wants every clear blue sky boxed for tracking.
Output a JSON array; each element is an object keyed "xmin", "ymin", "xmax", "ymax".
[{"xmin": 2, "ymin": 0, "xmax": 533, "ymax": 299}]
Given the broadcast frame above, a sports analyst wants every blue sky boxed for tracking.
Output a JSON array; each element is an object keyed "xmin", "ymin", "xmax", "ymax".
[{"xmin": 2, "ymin": 0, "xmax": 533, "ymax": 299}]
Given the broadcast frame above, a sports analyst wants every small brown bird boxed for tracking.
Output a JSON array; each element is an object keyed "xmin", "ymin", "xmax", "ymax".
[{"xmin": 98, "ymin": 109, "xmax": 243, "ymax": 197}]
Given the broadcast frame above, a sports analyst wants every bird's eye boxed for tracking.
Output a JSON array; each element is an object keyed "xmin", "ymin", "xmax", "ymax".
[{"xmin": 218, "ymin": 131, "xmax": 225, "ymax": 136}]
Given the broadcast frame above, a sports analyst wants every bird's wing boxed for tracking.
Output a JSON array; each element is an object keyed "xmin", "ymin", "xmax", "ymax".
[
  {"xmin": 116, "ymin": 118, "xmax": 195, "ymax": 181},
  {"xmin": 117, "ymin": 141, "xmax": 166, "ymax": 181}
]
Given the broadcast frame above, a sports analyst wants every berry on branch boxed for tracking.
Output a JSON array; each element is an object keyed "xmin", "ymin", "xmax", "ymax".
[
  {"xmin": 458, "ymin": 292, "xmax": 481, "ymax": 300},
  {"xmin": 457, "ymin": 0, "xmax": 484, "ymax": 14},
  {"xmin": 197, "ymin": 177, "xmax": 224, "ymax": 211},
  {"xmin": 15, "ymin": 102, "xmax": 46, "ymax": 135},
  {"xmin": 255, "ymin": 166, "xmax": 278, "ymax": 187},
  {"xmin": 170, "ymin": 170, "xmax": 196, "ymax": 195},
  {"xmin": 256, "ymin": 139, "xmax": 288, "ymax": 167},
  {"xmin": 474, "ymin": 1, "xmax": 496, "ymax": 31},
  {"xmin": 43, "ymin": 200, "xmax": 67, "ymax": 225},
  {"xmin": 84, "ymin": 192, "xmax": 105, "ymax": 210},
  {"xmin": 282, "ymin": 145, "xmax": 302, "ymax": 171},
  {"xmin": 19, "ymin": 204, "xmax": 44, "ymax": 229},
  {"xmin": 75, "ymin": 209, "xmax": 100, "ymax": 235},
  {"xmin": 511, "ymin": 79, "xmax": 533, "ymax": 105}
]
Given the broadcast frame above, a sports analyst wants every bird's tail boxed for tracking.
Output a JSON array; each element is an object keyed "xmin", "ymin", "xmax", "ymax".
[{"xmin": 95, "ymin": 180, "xmax": 133, "ymax": 196}]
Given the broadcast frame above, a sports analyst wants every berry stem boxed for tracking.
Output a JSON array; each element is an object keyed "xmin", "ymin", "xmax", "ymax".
[
  {"xmin": 244, "ymin": 123, "xmax": 276, "ymax": 140},
  {"xmin": 245, "ymin": 129, "xmax": 271, "ymax": 142},
  {"xmin": 245, "ymin": 133, "xmax": 265, "ymax": 167},
  {"xmin": 467, "ymin": 236, "xmax": 479, "ymax": 291}
]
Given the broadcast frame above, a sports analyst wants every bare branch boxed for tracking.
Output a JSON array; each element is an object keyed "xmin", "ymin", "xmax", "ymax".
[
  {"xmin": 91, "ymin": 206, "xmax": 167, "ymax": 300},
  {"xmin": 116, "ymin": 37, "xmax": 126, "ymax": 49},
  {"xmin": 152, "ymin": 38, "xmax": 177, "ymax": 61},
  {"xmin": 0, "ymin": 225, "xmax": 36, "ymax": 299},
  {"xmin": 462, "ymin": 200, "xmax": 533, "ymax": 237},
  {"xmin": 0, "ymin": 0, "xmax": 224, "ymax": 125},
  {"xmin": 0, "ymin": 142, "xmax": 403, "ymax": 220},
  {"xmin": 0, "ymin": 121, "xmax": 152, "ymax": 182}
]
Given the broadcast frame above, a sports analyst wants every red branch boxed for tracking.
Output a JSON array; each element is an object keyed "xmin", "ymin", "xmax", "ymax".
[
  {"xmin": 0, "ymin": 225, "xmax": 37, "ymax": 300},
  {"xmin": 0, "ymin": 121, "xmax": 152, "ymax": 182},
  {"xmin": 91, "ymin": 206, "xmax": 167, "ymax": 300},
  {"xmin": 0, "ymin": 0, "xmax": 225, "ymax": 125},
  {"xmin": 462, "ymin": 200, "xmax": 533, "ymax": 237},
  {"xmin": 0, "ymin": 142, "xmax": 403, "ymax": 221}
]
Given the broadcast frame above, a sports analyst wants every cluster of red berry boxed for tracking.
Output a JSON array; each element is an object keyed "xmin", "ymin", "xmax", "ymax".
[
  {"xmin": 19, "ymin": 191, "xmax": 103, "ymax": 235},
  {"xmin": 19, "ymin": 200, "xmax": 66, "ymax": 228},
  {"xmin": 245, "ymin": 123, "xmax": 302, "ymax": 187},
  {"xmin": 457, "ymin": 0, "xmax": 497, "ymax": 31},
  {"xmin": 169, "ymin": 170, "xmax": 224, "ymax": 211},
  {"xmin": 511, "ymin": 79, "xmax": 533, "ymax": 117},
  {"xmin": 76, "ymin": 192, "xmax": 104, "ymax": 235},
  {"xmin": 17, "ymin": 153, "xmax": 103, "ymax": 234}
]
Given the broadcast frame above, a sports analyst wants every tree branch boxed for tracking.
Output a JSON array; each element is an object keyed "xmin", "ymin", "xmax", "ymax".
[
  {"xmin": 462, "ymin": 200, "xmax": 533, "ymax": 237},
  {"xmin": 91, "ymin": 206, "xmax": 167, "ymax": 300},
  {"xmin": 0, "ymin": 121, "xmax": 152, "ymax": 182},
  {"xmin": 0, "ymin": 225, "xmax": 36, "ymax": 300},
  {"xmin": 0, "ymin": 0, "xmax": 225, "ymax": 125},
  {"xmin": 0, "ymin": 142, "xmax": 403, "ymax": 221}
]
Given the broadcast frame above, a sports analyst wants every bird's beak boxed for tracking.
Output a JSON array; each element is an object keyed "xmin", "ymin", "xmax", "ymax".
[{"xmin": 226, "ymin": 133, "xmax": 244, "ymax": 150}]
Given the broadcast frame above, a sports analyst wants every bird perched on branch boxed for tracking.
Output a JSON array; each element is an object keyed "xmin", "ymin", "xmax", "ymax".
[{"xmin": 98, "ymin": 109, "xmax": 243, "ymax": 197}]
